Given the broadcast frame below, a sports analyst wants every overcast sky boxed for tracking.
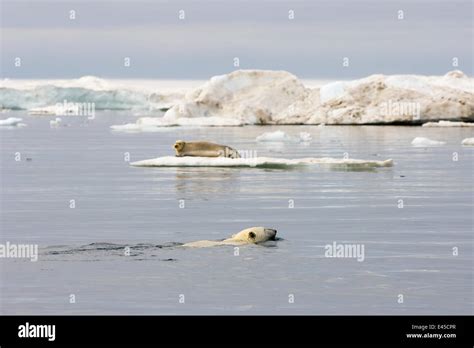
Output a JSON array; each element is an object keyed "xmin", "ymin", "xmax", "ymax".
[{"xmin": 1, "ymin": 0, "xmax": 472, "ymax": 79}]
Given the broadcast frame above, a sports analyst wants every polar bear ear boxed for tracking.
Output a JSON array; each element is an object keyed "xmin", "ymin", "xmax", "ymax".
[{"xmin": 248, "ymin": 231, "xmax": 256, "ymax": 240}]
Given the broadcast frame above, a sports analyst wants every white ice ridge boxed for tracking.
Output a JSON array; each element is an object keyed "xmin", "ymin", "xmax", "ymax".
[
  {"xmin": 422, "ymin": 120, "xmax": 474, "ymax": 127},
  {"xmin": 411, "ymin": 137, "xmax": 446, "ymax": 146},
  {"xmin": 0, "ymin": 117, "xmax": 23, "ymax": 126},
  {"xmin": 461, "ymin": 138, "xmax": 474, "ymax": 146},
  {"xmin": 121, "ymin": 69, "xmax": 473, "ymax": 127},
  {"xmin": 256, "ymin": 130, "xmax": 312, "ymax": 143},
  {"xmin": 130, "ymin": 156, "xmax": 394, "ymax": 168}
]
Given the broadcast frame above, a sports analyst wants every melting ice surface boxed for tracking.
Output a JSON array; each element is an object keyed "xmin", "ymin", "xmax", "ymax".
[{"xmin": 0, "ymin": 111, "xmax": 472, "ymax": 315}]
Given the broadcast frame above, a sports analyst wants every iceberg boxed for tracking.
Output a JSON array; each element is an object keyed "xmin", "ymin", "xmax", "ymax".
[
  {"xmin": 4, "ymin": 70, "xmax": 473, "ymax": 126},
  {"xmin": 130, "ymin": 156, "xmax": 393, "ymax": 169},
  {"xmin": 411, "ymin": 137, "xmax": 446, "ymax": 146},
  {"xmin": 0, "ymin": 117, "xmax": 23, "ymax": 126},
  {"xmin": 461, "ymin": 138, "xmax": 474, "ymax": 146},
  {"xmin": 0, "ymin": 76, "xmax": 188, "ymax": 111},
  {"xmin": 125, "ymin": 69, "xmax": 473, "ymax": 127}
]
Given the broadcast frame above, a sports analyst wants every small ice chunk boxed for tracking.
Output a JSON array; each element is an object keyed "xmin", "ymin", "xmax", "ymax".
[
  {"xmin": 411, "ymin": 137, "xmax": 446, "ymax": 146},
  {"xmin": 49, "ymin": 117, "xmax": 62, "ymax": 127},
  {"xmin": 0, "ymin": 117, "xmax": 23, "ymax": 126},
  {"xmin": 299, "ymin": 132, "xmax": 312, "ymax": 143},
  {"xmin": 256, "ymin": 130, "xmax": 292, "ymax": 142},
  {"xmin": 461, "ymin": 138, "xmax": 474, "ymax": 146},
  {"xmin": 256, "ymin": 131, "xmax": 312, "ymax": 143}
]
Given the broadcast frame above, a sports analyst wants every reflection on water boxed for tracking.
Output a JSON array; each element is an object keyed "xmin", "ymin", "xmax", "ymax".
[{"xmin": 174, "ymin": 168, "xmax": 241, "ymax": 197}]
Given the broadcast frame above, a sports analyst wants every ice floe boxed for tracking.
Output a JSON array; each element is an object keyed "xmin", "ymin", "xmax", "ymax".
[
  {"xmin": 461, "ymin": 138, "xmax": 474, "ymax": 146},
  {"xmin": 49, "ymin": 118, "xmax": 62, "ymax": 127},
  {"xmin": 110, "ymin": 123, "xmax": 174, "ymax": 132},
  {"xmin": 255, "ymin": 130, "xmax": 312, "ymax": 143},
  {"xmin": 411, "ymin": 137, "xmax": 446, "ymax": 146},
  {"xmin": 130, "ymin": 156, "xmax": 393, "ymax": 169},
  {"xmin": 422, "ymin": 120, "xmax": 474, "ymax": 127},
  {"xmin": 0, "ymin": 117, "xmax": 23, "ymax": 126},
  {"xmin": 111, "ymin": 115, "xmax": 242, "ymax": 131}
]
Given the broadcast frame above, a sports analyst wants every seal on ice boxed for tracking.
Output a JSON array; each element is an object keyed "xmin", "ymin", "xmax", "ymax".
[{"xmin": 174, "ymin": 140, "xmax": 241, "ymax": 158}]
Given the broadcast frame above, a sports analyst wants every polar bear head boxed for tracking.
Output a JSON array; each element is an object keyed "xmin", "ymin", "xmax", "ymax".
[{"xmin": 230, "ymin": 227, "xmax": 277, "ymax": 244}]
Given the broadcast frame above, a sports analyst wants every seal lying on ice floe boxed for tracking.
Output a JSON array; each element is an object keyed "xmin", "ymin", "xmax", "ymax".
[
  {"xmin": 174, "ymin": 140, "xmax": 241, "ymax": 158},
  {"xmin": 182, "ymin": 227, "xmax": 277, "ymax": 248}
]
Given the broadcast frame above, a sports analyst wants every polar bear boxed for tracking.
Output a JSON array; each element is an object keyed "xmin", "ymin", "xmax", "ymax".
[
  {"xmin": 173, "ymin": 140, "xmax": 241, "ymax": 159},
  {"xmin": 182, "ymin": 227, "xmax": 277, "ymax": 248}
]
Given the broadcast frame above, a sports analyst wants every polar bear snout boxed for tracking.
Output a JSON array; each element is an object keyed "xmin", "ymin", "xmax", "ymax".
[
  {"xmin": 264, "ymin": 228, "xmax": 277, "ymax": 241},
  {"xmin": 230, "ymin": 227, "xmax": 278, "ymax": 244},
  {"xmin": 247, "ymin": 228, "xmax": 277, "ymax": 243}
]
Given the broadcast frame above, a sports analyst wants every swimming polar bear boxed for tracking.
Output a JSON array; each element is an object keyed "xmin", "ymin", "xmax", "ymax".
[
  {"xmin": 182, "ymin": 227, "xmax": 277, "ymax": 248},
  {"xmin": 174, "ymin": 140, "xmax": 241, "ymax": 159}
]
